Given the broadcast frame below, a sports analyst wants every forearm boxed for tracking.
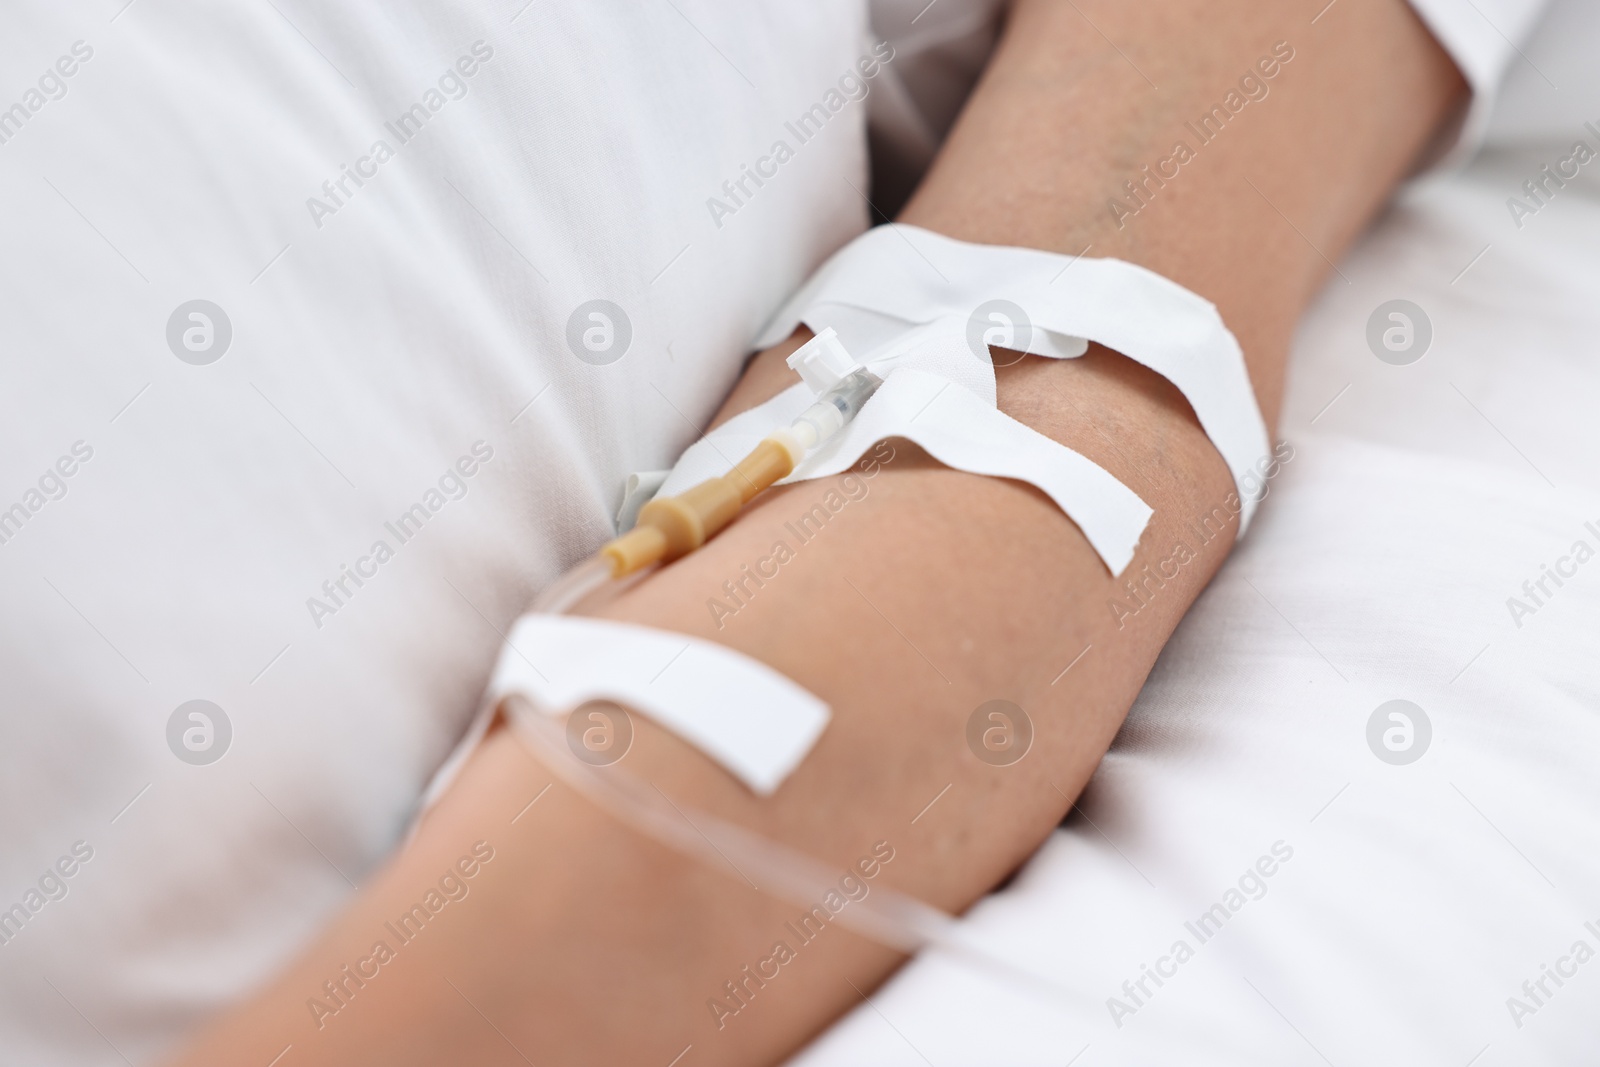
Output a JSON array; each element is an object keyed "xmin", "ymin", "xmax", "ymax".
[
  {"xmin": 170, "ymin": 2, "xmax": 1464, "ymax": 1065},
  {"xmin": 171, "ymin": 348, "xmax": 1233, "ymax": 1067}
]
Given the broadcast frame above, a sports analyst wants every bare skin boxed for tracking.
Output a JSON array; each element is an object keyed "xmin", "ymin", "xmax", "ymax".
[{"xmin": 169, "ymin": 1, "xmax": 1465, "ymax": 1064}]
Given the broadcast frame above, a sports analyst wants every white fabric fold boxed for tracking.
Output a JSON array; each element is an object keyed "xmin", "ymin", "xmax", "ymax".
[
  {"xmin": 486, "ymin": 614, "xmax": 830, "ymax": 795},
  {"xmin": 1404, "ymin": 0, "xmax": 1551, "ymax": 166}
]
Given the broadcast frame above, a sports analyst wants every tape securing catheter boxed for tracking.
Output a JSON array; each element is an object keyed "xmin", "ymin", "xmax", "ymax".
[
  {"xmin": 659, "ymin": 224, "xmax": 1271, "ymax": 551},
  {"xmin": 778, "ymin": 224, "xmax": 1271, "ymax": 520}
]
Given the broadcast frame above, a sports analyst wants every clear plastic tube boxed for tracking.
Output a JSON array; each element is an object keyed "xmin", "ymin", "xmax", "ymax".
[
  {"xmin": 502, "ymin": 690, "xmax": 1075, "ymax": 1004},
  {"xmin": 530, "ymin": 554, "xmax": 615, "ymax": 615},
  {"xmin": 514, "ymin": 554, "xmax": 1081, "ymax": 1007}
]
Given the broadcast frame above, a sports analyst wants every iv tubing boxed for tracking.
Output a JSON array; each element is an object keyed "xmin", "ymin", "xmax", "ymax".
[
  {"xmin": 502, "ymin": 689, "xmax": 1076, "ymax": 1003},
  {"xmin": 503, "ymin": 361, "xmax": 1081, "ymax": 1006},
  {"xmin": 530, "ymin": 555, "xmax": 616, "ymax": 615}
]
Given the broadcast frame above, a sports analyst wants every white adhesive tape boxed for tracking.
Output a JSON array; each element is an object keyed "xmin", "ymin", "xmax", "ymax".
[
  {"xmin": 659, "ymin": 367, "xmax": 1152, "ymax": 574},
  {"xmin": 486, "ymin": 614, "xmax": 830, "ymax": 795},
  {"xmin": 756, "ymin": 224, "xmax": 1272, "ymax": 531}
]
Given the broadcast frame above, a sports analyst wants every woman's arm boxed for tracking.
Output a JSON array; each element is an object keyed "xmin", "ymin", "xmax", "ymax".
[{"xmin": 171, "ymin": 1, "xmax": 1464, "ymax": 1064}]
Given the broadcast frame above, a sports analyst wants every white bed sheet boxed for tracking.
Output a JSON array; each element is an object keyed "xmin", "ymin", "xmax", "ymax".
[{"xmin": 786, "ymin": 113, "xmax": 1600, "ymax": 1067}]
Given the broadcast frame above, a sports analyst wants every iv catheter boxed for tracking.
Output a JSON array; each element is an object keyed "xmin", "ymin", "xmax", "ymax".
[
  {"xmin": 526, "ymin": 329, "xmax": 884, "ymax": 615},
  {"xmin": 504, "ymin": 329, "xmax": 1081, "ymax": 1006},
  {"xmin": 602, "ymin": 352, "xmax": 882, "ymax": 577}
]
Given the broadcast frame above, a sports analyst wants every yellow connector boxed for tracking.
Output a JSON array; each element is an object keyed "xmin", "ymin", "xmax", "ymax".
[{"xmin": 599, "ymin": 435, "xmax": 800, "ymax": 577}]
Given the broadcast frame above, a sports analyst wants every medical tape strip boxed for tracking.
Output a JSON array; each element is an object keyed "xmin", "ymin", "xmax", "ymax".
[
  {"xmin": 485, "ymin": 613, "xmax": 829, "ymax": 796},
  {"xmin": 659, "ymin": 367, "xmax": 1151, "ymax": 573},
  {"xmin": 752, "ymin": 223, "xmax": 1272, "ymax": 531}
]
